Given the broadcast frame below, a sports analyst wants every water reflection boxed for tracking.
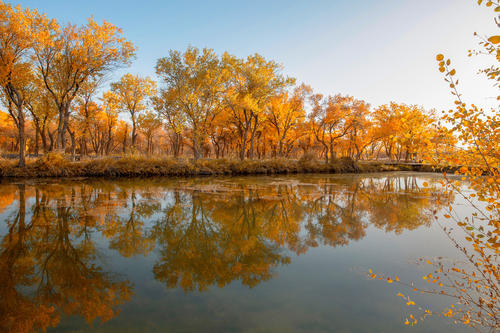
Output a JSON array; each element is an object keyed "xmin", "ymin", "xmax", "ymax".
[
  {"xmin": 0, "ymin": 174, "xmax": 449, "ymax": 332},
  {"xmin": 0, "ymin": 184, "xmax": 133, "ymax": 333}
]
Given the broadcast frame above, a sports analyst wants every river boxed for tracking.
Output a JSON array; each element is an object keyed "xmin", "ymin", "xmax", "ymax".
[{"xmin": 0, "ymin": 172, "xmax": 470, "ymax": 332}]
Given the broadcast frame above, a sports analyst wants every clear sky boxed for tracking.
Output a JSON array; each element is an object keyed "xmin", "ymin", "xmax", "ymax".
[{"xmin": 7, "ymin": 0, "xmax": 498, "ymax": 111}]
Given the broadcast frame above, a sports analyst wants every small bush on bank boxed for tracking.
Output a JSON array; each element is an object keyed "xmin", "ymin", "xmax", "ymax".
[
  {"xmin": 298, "ymin": 152, "xmax": 320, "ymax": 170},
  {"xmin": 298, "ymin": 152, "xmax": 317, "ymax": 164},
  {"xmin": 335, "ymin": 156, "xmax": 361, "ymax": 173},
  {"xmin": 32, "ymin": 152, "xmax": 74, "ymax": 177}
]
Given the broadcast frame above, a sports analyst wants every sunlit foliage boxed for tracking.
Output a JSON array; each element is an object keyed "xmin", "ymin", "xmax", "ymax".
[{"xmin": 0, "ymin": 1, "xmax": 456, "ymax": 166}]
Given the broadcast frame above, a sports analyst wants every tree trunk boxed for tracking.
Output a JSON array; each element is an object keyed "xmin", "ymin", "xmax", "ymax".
[
  {"xmin": 68, "ymin": 127, "xmax": 76, "ymax": 160},
  {"xmin": 40, "ymin": 121, "xmax": 48, "ymax": 153},
  {"xmin": 122, "ymin": 126, "xmax": 128, "ymax": 153},
  {"xmin": 321, "ymin": 142, "xmax": 329, "ymax": 164},
  {"xmin": 192, "ymin": 136, "xmax": 201, "ymax": 160},
  {"xmin": 329, "ymin": 144, "xmax": 335, "ymax": 163},
  {"xmin": 131, "ymin": 116, "xmax": 137, "ymax": 149},
  {"xmin": 171, "ymin": 132, "xmax": 181, "ymax": 158},
  {"xmin": 146, "ymin": 135, "xmax": 151, "ymax": 155},
  {"xmin": 240, "ymin": 128, "xmax": 248, "ymax": 160},
  {"xmin": 248, "ymin": 115, "xmax": 258, "ymax": 159},
  {"xmin": 106, "ymin": 124, "xmax": 113, "ymax": 155},
  {"xmin": 34, "ymin": 125, "xmax": 40, "ymax": 157},
  {"xmin": 56, "ymin": 106, "xmax": 67, "ymax": 152},
  {"xmin": 18, "ymin": 108, "xmax": 26, "ymax": 167},
  {"xmin": 278, "ymin": 138, "xmax": 285, "ymax": 157},
  {"xmin": 48, "ymin": 129, "xmax": 54, "ymax": 151}
]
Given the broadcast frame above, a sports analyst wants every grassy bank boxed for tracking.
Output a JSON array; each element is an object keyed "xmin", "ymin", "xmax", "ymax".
[{"xmin": 0, "ymin": 154, "xmax": 448, "ymax": 179}]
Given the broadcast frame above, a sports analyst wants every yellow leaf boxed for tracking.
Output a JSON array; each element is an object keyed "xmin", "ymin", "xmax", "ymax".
[
  {"xmin": 487, "ymin": 35, "xmax": 500, "ymax": 44},
  {"xmin": 436, "ymin": 54, "xmax": 444, "ymax": 61}
]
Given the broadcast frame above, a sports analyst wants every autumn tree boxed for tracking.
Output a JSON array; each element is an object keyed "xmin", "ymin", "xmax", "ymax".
[
  {"xmin": 99, "ymin": 90, "xmax": 120, "ymax": 155},
  {"xmin": 223, "ymin": 53, "xmax": 293, "ymax": 160},
  {"xmin": 266, "ymin": 84, "xmax": 311, "ymax": 157},
  {"xmin": 25, "ymin": 83, "xmax": 57, "ymax": 155},
  {"xmin": 138, "ymin": 111, "xmax": 162, "ymax": 154},
  {"xmin": 0, "ymin": 2, "xmax": 53, "ymax": 166},
  {"xmin": 78, "ymin": 100, "xmax": 118, "ymax": 156},
  {"xmin": 342, "ymin": 99, "xmax": 374, "ymax": 160},
  {"xmin": 155, "ymin": 47, "xmax": 227, "ymax": 159},
  {"xmin": 209, "ymin": 108, "xmax": 236, "ymax": 158},
  {"xmin": 152, "ymin": 90, "xmax": 185, "ymax": 157},
  {"xmin": 395, "ymin": 105, "xmax": 435, "ymax": 162},
  {"xmin": 34, "ymin": 16, "xmax": 135, "ymax": 151},
  {"xmin": 372, "ymin": 102, "xmax": 436, "ymax": 161},
  {"xmin": 371, "ymin": 103, "xmax": 401, "ymax": 160},
  {"xmin": 72, "ymin": 76, "xmax": 106, "ymax": 156},
  {"xmin": 108, "ymin": 74, "xmax": 156, "ymax": 150},
  {"xmin": 115, "ymin": 120, "xmax": 130, "ymax": 154},
  {"xmin": 309, "ymin": 94, "xmax": 357, "ymax": 163}
]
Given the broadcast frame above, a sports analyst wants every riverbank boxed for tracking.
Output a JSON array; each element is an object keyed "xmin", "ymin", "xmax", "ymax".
[{"xmin": 0, "ymin": 154, "xmax": 452, "ymax": 179}]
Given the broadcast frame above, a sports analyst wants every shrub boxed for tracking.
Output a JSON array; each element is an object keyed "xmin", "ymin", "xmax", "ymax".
[{"xmin": 298, "ymin": 152, "xmax": 317, "ymax": 164}]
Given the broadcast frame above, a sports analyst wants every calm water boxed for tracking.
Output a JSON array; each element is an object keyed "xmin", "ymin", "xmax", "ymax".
[{"xmin": 0, "ymin": 172, "xmax": 471, "ymax": 332}]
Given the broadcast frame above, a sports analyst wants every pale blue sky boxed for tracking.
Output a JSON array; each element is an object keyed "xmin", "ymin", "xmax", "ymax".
[{"xmin": 8, "ymin": 0, "xmax": 498, "ymax": 110}]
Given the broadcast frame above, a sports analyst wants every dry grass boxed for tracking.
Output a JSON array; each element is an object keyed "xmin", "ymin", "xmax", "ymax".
[
  {"xmin": 0, "ymin": 154, "xmax": 447, "ymax": 179},
  {"xmin": 358, "ymin": 160, "xmax": 456, "ymax": 173}
]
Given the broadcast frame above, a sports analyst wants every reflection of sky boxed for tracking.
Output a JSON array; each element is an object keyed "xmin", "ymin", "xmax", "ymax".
[{"xmin": 5, "ymin": 0, "xmax": 498, "ymax": 113}]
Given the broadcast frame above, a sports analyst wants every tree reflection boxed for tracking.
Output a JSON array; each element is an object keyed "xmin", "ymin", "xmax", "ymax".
[
  {"xmin": 0, "ymin": 175, "xmax": 450, "ymax": 331},
  {"xmin": 302, "ymin": 180, "xmax": 368, "ymax": 248},
  {"xmin": 0, "ymin": 184, "xmax": 133, "ymax": 333},
  {"xmin": 152, "ymin": 188, "xmax": 294, "ymax": 291},
  {"xmin": 151, "ymin": 175, "xmax": 449, "ymax": 291},
  {"xmin": 362, "ymin": 177, "xmax": 440, "ymax": 233},
  {"xmin": 103, "ymin": 189, "xmax": 158, "ymax": 258}
]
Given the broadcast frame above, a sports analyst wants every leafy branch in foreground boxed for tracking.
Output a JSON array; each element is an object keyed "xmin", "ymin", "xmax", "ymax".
[{"xmin": 369, "ymin": 1, "xmax": 500, "ymax": 331}]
